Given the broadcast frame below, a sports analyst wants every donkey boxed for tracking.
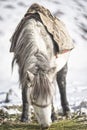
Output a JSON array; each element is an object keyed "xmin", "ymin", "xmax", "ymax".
[{"xmin": 10, "ymin": 4, "xmax": 73, "ymax": 129}]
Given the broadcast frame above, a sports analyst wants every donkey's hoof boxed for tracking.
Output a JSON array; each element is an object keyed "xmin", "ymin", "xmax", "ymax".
[
  {"xmin": 21, "ymin": 117, "xmax": 29, "ymax": 122},
  {"xmin": 51, "ymin": 112, "xmax": 58, "ymax": 122},
  {"xmin": 62, "ymin": 106, "xmax": 71, "ymax": 117},
  {"xmin": 63, "ymin": 111, "xmax": 71, "ymax": 119}
]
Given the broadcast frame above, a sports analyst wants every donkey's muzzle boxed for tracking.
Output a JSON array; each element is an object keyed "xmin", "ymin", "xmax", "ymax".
[{"xmin": 41, "ymin": 124, "xmax": 50, "ymax": 130}]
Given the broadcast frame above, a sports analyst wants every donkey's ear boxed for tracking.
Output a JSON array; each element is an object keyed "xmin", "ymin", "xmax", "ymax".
[
  {"xmin": 48, "ymin": 67, "xmax": 56, "ymax": 74},
  {"xmin": 27, "ymin": 71, "xmax": 34, "ymax": 82}
]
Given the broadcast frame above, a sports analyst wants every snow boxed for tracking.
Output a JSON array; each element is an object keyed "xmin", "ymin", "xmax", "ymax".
[
  {"xmin": 0, "ymin": 0, "xmax": 87, "ymax": 113},
  {"xmin": 0, "ymin": 107, "xmax": 21, "ymax": 115}
]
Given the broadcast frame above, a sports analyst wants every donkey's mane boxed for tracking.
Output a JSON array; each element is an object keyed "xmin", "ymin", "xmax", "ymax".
[{"xmin": 12, "ymin": 18, "xmax": 52, "ymax": 98}]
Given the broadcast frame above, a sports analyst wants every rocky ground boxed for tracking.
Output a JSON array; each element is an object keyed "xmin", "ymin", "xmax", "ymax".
[{"xmin": 0, "ymin": 105, "xmax": 87, "ymax": 130}]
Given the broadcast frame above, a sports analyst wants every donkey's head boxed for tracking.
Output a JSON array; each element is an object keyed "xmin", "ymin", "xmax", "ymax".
[{"xmin": 27, "ymin": 68, "xmax": 56, "ymax": 129}]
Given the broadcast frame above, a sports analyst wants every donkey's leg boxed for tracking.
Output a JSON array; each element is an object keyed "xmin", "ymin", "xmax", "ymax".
[
  {"xmin": 21, "ymin": 86, "xmax": 29, "ymax": 122},
  {"xmin": 56, "ymin": 63, "xmax": 70, "ymax": 116},
  {"xmin": 51, "ymin": 103, "xmax": 58, "ymax": 122},
  {"xmin": 51, "ymin": 80, "xmax": 58, "ymax": 122}
]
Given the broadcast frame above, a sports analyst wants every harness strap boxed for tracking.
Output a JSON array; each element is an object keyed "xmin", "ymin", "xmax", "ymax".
[{"xmin": 31, "ymin": 100, "xmax": 51, "ymax": 108}]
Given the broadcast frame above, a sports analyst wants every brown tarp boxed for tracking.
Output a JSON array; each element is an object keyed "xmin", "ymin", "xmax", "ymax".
[{"xmin": 10, "ymin": 3, "xmax": 74, "ymax": 53}]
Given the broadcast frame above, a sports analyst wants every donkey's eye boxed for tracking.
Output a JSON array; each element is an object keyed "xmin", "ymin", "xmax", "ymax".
[{"xmin": 27, "ymin": 81, "xmax": 31, "ymax": 88}]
